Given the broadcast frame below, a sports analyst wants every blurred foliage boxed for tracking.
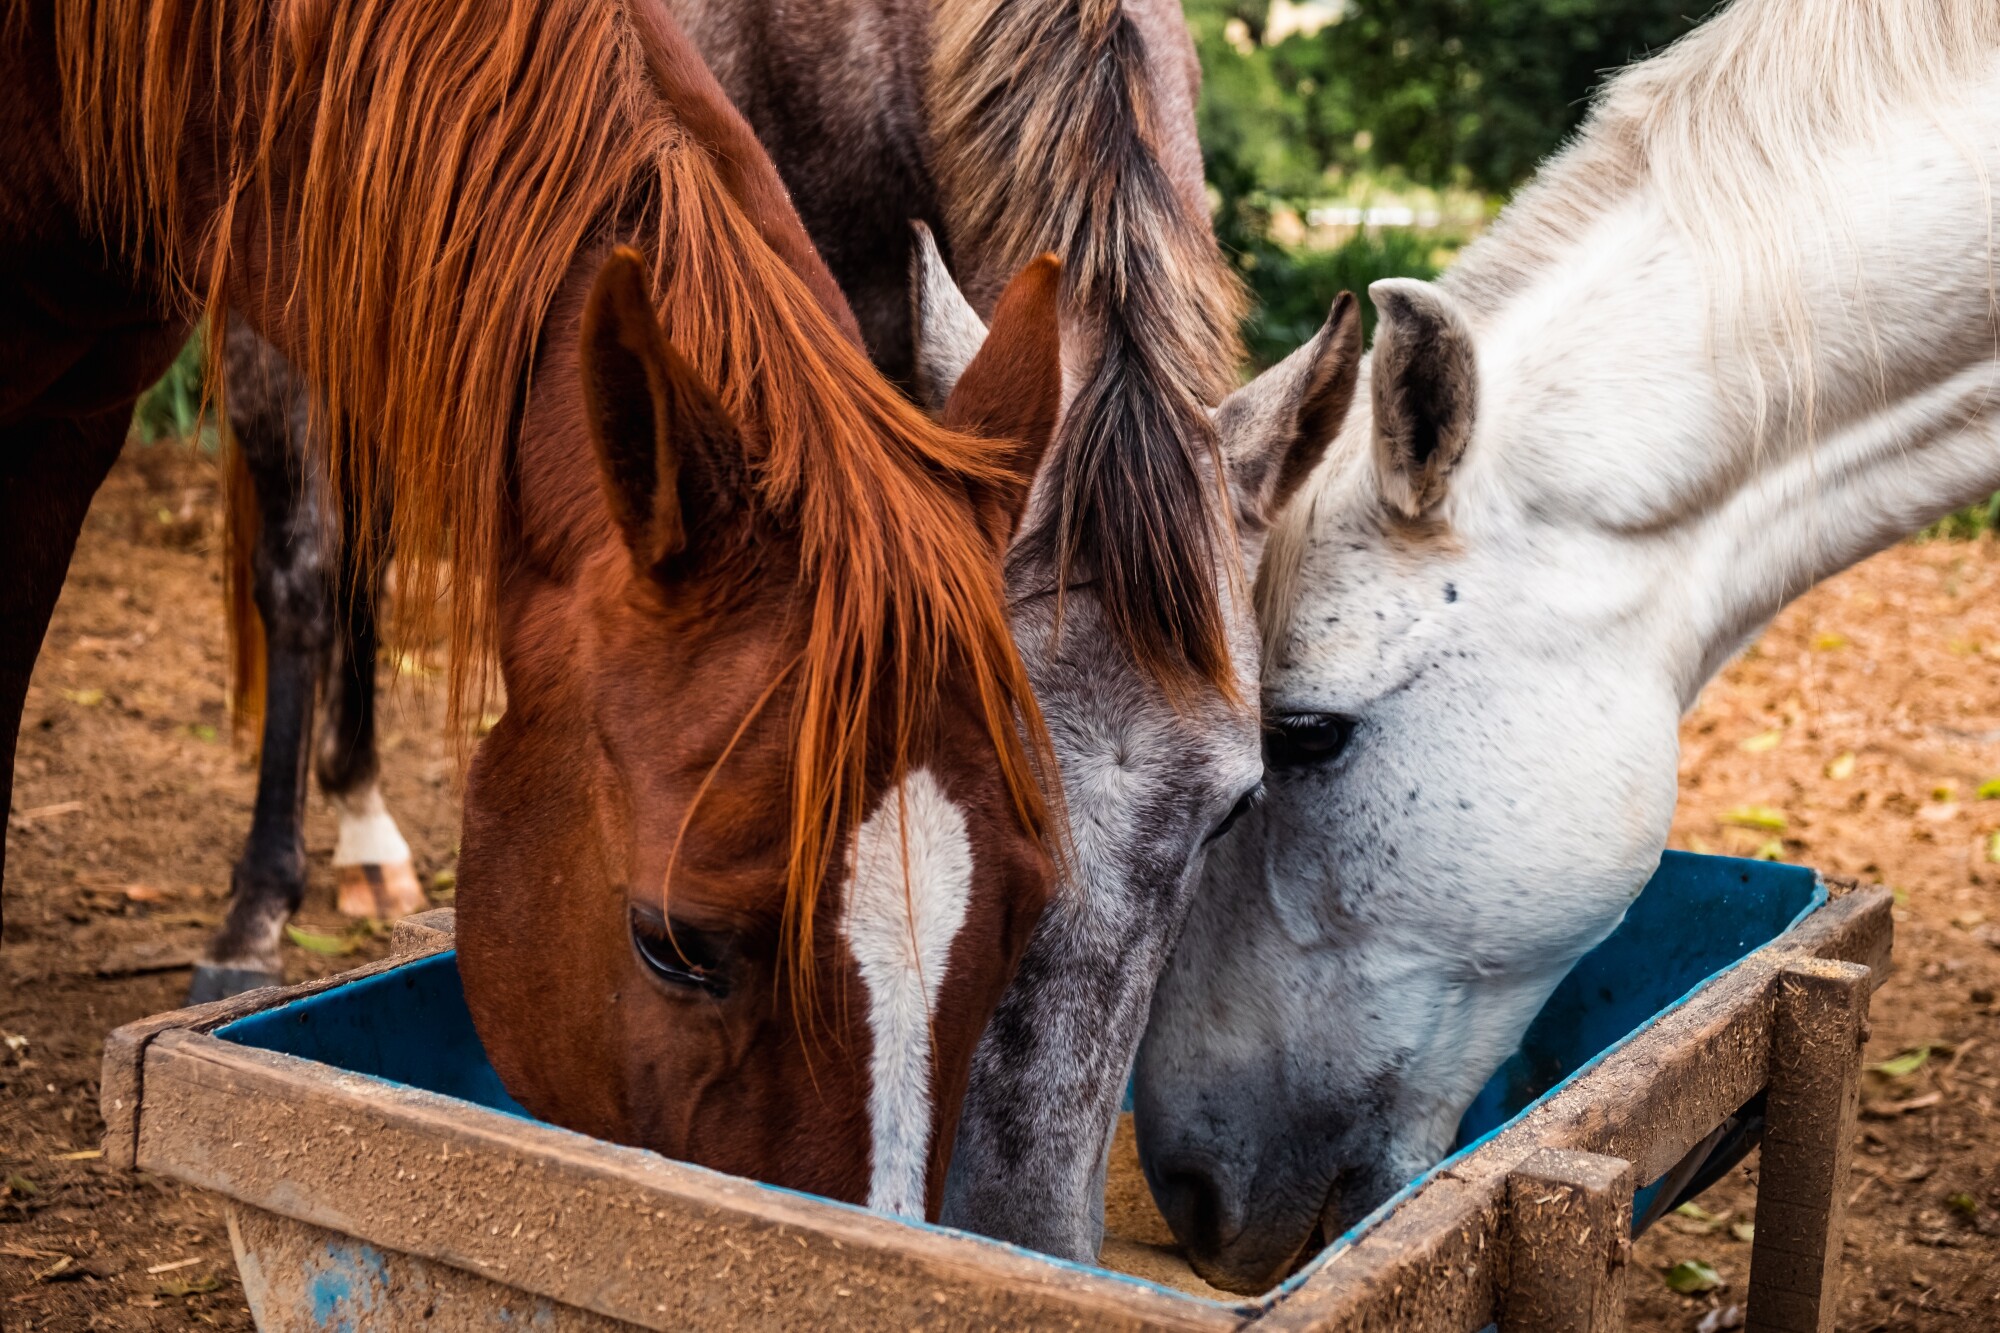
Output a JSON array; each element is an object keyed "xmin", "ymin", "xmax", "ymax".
[
  {"xmin": 1191, "ymin": 0, "xmax": 1711, "ymax": 365},
  {"xmin": 1918, "ymin": 495, "xmax": 2000, "ymax": 542},
  {"xmin": 130, "ymin": 330, "xmax": 213, "ymax": 447},
  {"xmin": 1190, "ymin": 0, "xmax": 1710, "ymax": 196},
  {"xmin": 1231, "ymin": 227, "xmax": 1441, "ymax": 367}
]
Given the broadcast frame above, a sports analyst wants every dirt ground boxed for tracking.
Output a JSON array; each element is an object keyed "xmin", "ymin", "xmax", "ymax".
[
  {"xmin": 2, "ymin": 443, "xmax": 457, "ymax": 1329},
  {"xmin": 1624, "ymin": 529, "xmax": 2000, "ymax": 1330},
  {"xmin": 3, "ymin": 441, "xmax": 1997, "ymax": 1329}
]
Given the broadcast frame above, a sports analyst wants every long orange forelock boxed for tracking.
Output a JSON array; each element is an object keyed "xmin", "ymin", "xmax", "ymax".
[{"xmin": 649, "ymin": 170, "xmax": 1055, "ymax": 998}]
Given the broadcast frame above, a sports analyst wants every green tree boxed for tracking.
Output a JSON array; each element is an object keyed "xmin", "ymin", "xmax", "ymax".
[
  {"xmin": 1193, "ymin": 0, "xmax": 1711, "ymax": 196},
  {"xmin": 1315, "ymin": 0, "xmax": 1713, "ymax": 191},
  {"xmin": 1190, "ymin": 1, "xmax": 1714, "ymax": 362}
]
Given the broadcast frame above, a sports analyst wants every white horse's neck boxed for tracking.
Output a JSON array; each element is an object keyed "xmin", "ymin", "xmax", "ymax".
[
  {"xmin": 1455, "ymin": 71, "xmax": 2000, "ymax": 709},
  {"xmin": 1140, "ymin": 12, "xmax": 2000, "ymax": 1283}
]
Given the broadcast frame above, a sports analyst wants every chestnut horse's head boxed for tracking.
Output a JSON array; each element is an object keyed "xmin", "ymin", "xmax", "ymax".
[
  {"xmin": 41, "ymin": 0, "xmax": 1060, "ymax": 1216},
  {"xmin": 458, "ymin": 245, "xmax": 1065, "ymax": 1216}
]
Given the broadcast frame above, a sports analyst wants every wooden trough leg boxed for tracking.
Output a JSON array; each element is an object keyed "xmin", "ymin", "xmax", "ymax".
[
  {"xmin": 1746, "ymin": 958, "xmax": 1871, "ymax": 1333},
  {"xmin": 1500, "ymin": 1148, "xmax": 1633, "ymax": 1333}
]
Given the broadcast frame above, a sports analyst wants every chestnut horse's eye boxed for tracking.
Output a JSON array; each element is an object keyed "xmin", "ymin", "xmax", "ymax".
[
  {"xmin": 630, "ymin": 908, "xmax": 733, "ymax": 998},
  {"xmin": 1264, "ymin": 713, "xmax": 1357, "ymax": 771}
]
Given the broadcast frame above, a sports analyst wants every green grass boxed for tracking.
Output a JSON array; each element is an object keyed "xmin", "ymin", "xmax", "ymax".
[
  {"xmin": 1918, "ymin": 494, "xmax": 2000, "ymax": 542},
  {"xmin": 130, "ymin": 330, "xmax": 213, "ymax": 448}
]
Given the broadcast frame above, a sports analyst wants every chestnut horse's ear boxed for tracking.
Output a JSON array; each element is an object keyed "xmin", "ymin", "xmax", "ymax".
[
  {"xmin": 580, "ymin": 247, "xmax": 745, "ymax": 580},
  {"xmin": 941, "ymin": 254, "xmax": 1064, "ymax": 548}
]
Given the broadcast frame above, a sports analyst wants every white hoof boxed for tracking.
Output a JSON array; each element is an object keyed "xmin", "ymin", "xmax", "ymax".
[
  {"xmin": 332, "ymin": 784, "xmax": 423, "ymax": 920},
  {"xmin": 336, "ymin": 860, "xmax": 426, "ymax": 920}
]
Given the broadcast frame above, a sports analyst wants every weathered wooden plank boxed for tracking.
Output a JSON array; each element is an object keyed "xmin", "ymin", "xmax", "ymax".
[
  {"xmin": 1504, "ymin": 885, "xmax": 1888, "ymax": 1183},
  {"xmin": 100, "ymin": 950, "xmax": 437, "ymax": 1168},
  {"xmin": 229, "ymin": 1203, "xmax": 638, "ymax": 1331},
  {"xmin": 139, "ymin": 1032, "xmax": 1243, "ymax": 1333},
  {"xmin": 389, "ymin": 905, "xmax": 458, "ymax": 956},
  {"xmin": 1245, "ymin": 1180, "xmax": 1499, "ymax": 1333},
  {"xmin": 1253, "ymin": 960, "xmax": 1770, "ymax": 1330},
  {"xmin": 1802, "ymin": 879, "xmax": 1894, "ymax": 977},
  {"xmin": 1499, "ymin": 1149, "xmax": 1633, "ymax": 1333},
  {"xmin": 1745, "ymin": 959, "xmax": 1870, "ymax": 1333}
]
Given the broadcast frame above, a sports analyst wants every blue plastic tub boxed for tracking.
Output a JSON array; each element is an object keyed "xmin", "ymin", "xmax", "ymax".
[{"xmin": 217, "ymin": 851, "xmax": 1823, "ymax": 1292}]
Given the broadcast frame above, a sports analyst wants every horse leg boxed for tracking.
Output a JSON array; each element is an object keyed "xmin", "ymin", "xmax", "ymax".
[
  {"xmin": 320, "ymin": 549, "xmax": 423, "ymax": 920},
  {"xmin": 190, "ymin": 328, "xmax": 331, "ymax": 1002},
  {"xmin": 0, "ymin": 413, "xmax": 127, "ymax": 914}
]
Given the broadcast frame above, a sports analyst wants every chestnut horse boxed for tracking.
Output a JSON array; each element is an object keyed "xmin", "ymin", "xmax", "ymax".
[
  {"xmin": 185, "ymin": 319, "xmax": 422, "ymax": 1007},
  {"xmin": 3, "ymin": 0, "xmax": 1069, "ymax": 1212}
]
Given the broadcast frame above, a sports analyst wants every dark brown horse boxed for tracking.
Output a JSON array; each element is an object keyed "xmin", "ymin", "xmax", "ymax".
[
  {"xmin": 186, "ymin": 320, "xmax": 420, "ymax": 1006},
  {"xmin": 4, "ymin": 0, "xmax": 1071, "ymax": 1213}
]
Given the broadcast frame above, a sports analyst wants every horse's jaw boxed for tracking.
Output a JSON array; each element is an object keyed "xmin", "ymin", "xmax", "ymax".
[{"xmin": 1132, "ymin": 788, "xmax": 1624, "ymax": 1293}]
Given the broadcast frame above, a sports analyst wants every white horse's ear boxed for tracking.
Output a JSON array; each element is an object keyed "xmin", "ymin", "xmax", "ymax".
[
  {"xmin": 909, "ymin": 221, "xmax": 990, "ymax": 413},
  {"xmin": 1214, "ymin": 292, "xmax": 1363, "ymax": 531},
  {"xmin": 1369, "ymin": 278, "xmax": 1477, "ymax": 519}
]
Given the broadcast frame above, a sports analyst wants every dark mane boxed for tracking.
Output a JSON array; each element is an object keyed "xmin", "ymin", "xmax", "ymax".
[
  {"xmin": 50, "ymin": 0, "xmax": 1052, "ymax": 983},
  {"xmin": 929, "ymin": 0, "xmax": 1250, "ymax": 694}
]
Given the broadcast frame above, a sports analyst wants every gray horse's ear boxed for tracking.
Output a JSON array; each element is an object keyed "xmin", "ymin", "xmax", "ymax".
[
  {"xmin": 1214, "ymin": 292, "xmax": 1363, "ymax": 531},
  {"xmin": 909, "ymin": 221, "xmax": 990, "ymax": 412},
  {"xmin": 1369, "ymin": 278, "xmax": 1477, "ymax": 519}
]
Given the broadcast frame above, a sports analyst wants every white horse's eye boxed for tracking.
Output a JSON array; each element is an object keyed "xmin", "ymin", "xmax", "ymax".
[{"xmin": 1263, "ymin": 713, "xmax": 1356, "ymax": 770}]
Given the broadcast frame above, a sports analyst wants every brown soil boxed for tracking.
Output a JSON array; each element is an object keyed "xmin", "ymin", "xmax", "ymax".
[
  {"xmin": 1626, "ymin": 535, "xmax": 2000, "ymax": 1330},
  {"xmin": 3, "ymin": 442, "xmax": 458, "ymax": 1329},
  {"xmin": 4, "ymin": 442, "xmax": 1998, "ymax": 1329}
]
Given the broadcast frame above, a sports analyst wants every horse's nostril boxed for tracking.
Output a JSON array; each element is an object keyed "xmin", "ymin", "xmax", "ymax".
[{"xmin": 1151, "ymin": 1160, "xmax": 1240, "ymax": 1256}]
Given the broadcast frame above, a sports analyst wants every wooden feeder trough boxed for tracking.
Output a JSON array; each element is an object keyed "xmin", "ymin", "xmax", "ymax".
[{"xmin": 102, "ymin": 853, "xmax": 1890, "ymax": 1331}]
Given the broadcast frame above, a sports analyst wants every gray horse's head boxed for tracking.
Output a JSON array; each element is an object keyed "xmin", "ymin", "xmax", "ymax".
[{"xmin": 911, "ymin": 228, "xmax": 1366, "ymax": 1258}]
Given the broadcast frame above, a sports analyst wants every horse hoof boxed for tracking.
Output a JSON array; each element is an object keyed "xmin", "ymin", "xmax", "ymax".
[
  {"xmin": 186, "ymin": 964, "xmax": 284, "ymax": 1005},
  {"xmin": 336, "ymin": 861, "xmax": 426, "ymax": 921}
]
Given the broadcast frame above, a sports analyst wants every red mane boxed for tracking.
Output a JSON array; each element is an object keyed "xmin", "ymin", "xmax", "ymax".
[{"xmin": 49, "ymin": 0, "xmax": 1053, "ymax": 983}]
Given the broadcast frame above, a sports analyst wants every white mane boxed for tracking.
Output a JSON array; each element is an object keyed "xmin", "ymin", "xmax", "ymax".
[
  {"xmin": 1451, "ymin": 0, "xmax": 1999, "ymax": 437},
  {"xmin": 1259, "ymin": 0, "xmax": 2000, "ymax": 661}
]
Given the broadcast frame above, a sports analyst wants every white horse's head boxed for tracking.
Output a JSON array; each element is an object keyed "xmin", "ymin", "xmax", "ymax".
[
  {"xmin": 1136, "ymin": 0, "xmax": 2000, "ymax": 1291},
  {"xmin": 1133, "ymin": 279, "xmax": 1686, "ymax": 1290}
]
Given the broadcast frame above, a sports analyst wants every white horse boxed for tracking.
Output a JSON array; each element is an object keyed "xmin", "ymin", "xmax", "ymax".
[{"xmin": 1136, "ymin": 0, "xmax": 2000, "ymax": 1293}]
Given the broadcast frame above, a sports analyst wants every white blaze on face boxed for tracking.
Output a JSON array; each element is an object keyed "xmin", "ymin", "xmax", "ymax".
[
  {"xmin": 330, "ymin": 783, "xmax": 413, "ymax": 868},
  {"xmin": 842, "ymin": 768, "xmax": 974, "ymax": 1218}
]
